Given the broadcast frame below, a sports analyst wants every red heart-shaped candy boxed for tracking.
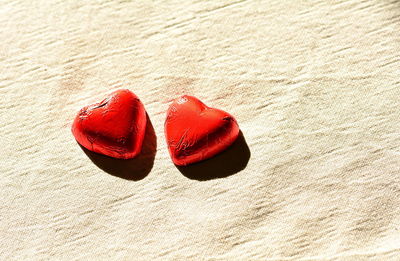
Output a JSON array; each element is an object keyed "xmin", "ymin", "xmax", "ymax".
[
  {"xmin": 72, "ymin": 89, "xmax": 147, "ymax": 159},
  {"xmin": 165, "ymin": 95, "xmax": 240, "ymax": 166}
]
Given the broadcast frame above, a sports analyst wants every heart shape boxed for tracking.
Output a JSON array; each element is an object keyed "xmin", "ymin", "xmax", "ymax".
[
  {"xmin": 72, "ymin": 89, "xmax": 147, "ymax": 159},
  {"xmin": 165, "ymin": 95, "xmax": 240, "ymax": 166}
]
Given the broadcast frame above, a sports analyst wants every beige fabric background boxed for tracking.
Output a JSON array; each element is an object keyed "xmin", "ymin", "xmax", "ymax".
[{"xmin": 1, "ymin": 0, "xmax": 399, "ymax": 260}]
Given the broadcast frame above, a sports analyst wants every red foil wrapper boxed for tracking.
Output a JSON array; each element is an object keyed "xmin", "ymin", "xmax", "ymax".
[
  {"xmin": 165, "ymin": 95, "xmax": 239, "ymax": 166},
  {"xmin": 72, "ymin": 89, "xmax": 147, "ymax": 159}
]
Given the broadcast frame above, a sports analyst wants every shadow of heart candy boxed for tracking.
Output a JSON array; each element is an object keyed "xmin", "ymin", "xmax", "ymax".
[
  {"xmin": 79, "ymin": 114, "xmax": 157, "ymax": 181},
  {"xmin": 176, "ymin": 130, "xmax": 250, "ymax": 181}
]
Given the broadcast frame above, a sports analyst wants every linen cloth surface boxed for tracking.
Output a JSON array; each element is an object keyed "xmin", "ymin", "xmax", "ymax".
[{"xmin": 1, "ymin": 0, "xmax": 399, "ymax": 260}]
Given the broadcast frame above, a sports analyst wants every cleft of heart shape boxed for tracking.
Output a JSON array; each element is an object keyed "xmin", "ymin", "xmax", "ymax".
[
  {"xmin": 71, "ymin": 89, "xmax": 147, "ymax": 159},
  {"xmin": 165, "ymin": 95, "xmax": 240, "ymax": 166}
]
